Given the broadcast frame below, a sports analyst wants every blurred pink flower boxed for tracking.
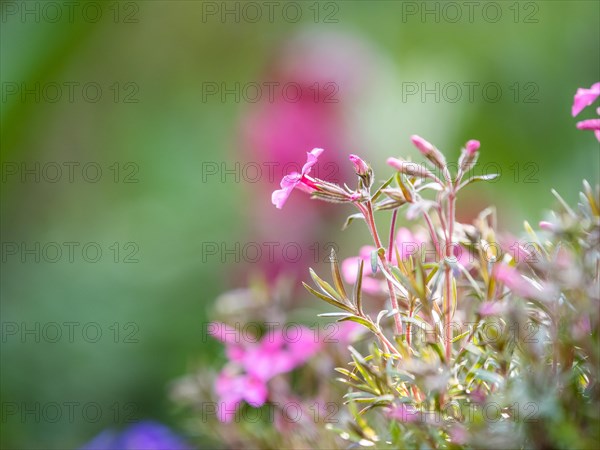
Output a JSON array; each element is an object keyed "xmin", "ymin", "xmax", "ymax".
[
  {"xmin": 331, "ymin": 321, "xmax": 365, "ymax": 345},
  {"xmin": 572, "ymin": 82, "xmax": 600, "ymax": 117},
  {"xmin": 395, "ymin": 227, "xmax": 428, "ymax": 260},
  {"xmin": 493, "ymin": 263, "xmax": 554, "ymax": 301},
  {"xmin": 341, "ymin": 228, "xmax": 428, "ymax": 294},
  {"xmin": 387, "ymin": 404, "xmax": 419, "ymax": 423},
  {"xmin": 210, "ymin": 323, "xmax": 322, "ymax": 422},
  {"xmin": 479, "ymin": 301, "xmax": 504, "ymax": 317},
  {"xmin": 449, "ymin": 424, "xmax": 468, "ymax": 445},
  {"xmin": 237, "ymin": 31, "xmax": 379, "ymax": 280},
  {"xmin": 272, "ymin": 148, "xmax": 323, "ymax": 209},
  {"xmin": 341, "ymin": 245, "xmax": 381, "ymax": 295},
  {"xmin": 215, "ymin": 371, "xmax": 268, "ymax": 423}
]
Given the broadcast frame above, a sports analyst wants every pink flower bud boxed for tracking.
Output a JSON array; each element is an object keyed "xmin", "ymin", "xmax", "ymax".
[
  {"xmin": 410, "ymin": 135, "xmax": 435, "ymax": 156},
  {"xmin": 539, "ymin": 221, "xmax": 554, "ymax": 231},
  {"xmin": 349, "ymin": 154, "xmax": 369, "ymax": 176},
  {"xmin": 465, "ymin": 140, "xmax": 480, "ymax": 155}
]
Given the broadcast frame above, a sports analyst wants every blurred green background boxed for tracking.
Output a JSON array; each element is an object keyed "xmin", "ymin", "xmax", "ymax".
[{"xmin": 1, "ymin": 1, "xmax": 598, "ymax": 448}]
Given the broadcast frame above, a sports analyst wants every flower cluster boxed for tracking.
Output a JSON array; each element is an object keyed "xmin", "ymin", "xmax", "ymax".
[
  {"xmin": 169, "ymin": 83, "xmax": 598, "ymax": 450},
  {"xmin": 262, "ymin": 101, "xmax": 598, "ymax": 448}
]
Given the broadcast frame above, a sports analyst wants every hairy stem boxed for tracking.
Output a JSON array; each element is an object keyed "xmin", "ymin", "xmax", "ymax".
[{"xmin": 444, "ymin": 191, "xmax": 456, "ymax": 362}]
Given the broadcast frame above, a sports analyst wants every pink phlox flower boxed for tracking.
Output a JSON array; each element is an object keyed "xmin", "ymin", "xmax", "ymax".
[
  {"xmin": 211, "ymin": 324, "xmax": 321, "ymax": 422},
  {"xmin": 341, "ymin": 228, "xmax": 428, "ymax": 294},
  {"xmin": 493, "ymin": 263, "xmax": 554, "ymax": 301},
  {"xmin": 331, "ymin": 321, "xmax": 365, "ymax": 345},
  {"xmin": 244, "ymin": 326, "xmax": 321, "ymax": 380},
  {"xmin": 394, "ymin": 227, "xmax": 427, "ymax": 261},
  {"xmin": 207, "ymin": 322, "xmax": 246, "ymax": 363},
  {"xmin": 341, "ymin": 245, "xmax": 381, "ymax": 294},
  {"xmin": 214, "ymin": 370, "xmax": 268, "ymax": 422},
  {"xmin": 572, "ymin": 82, "xmax": 600, "ymax": 117},
  {"xmin": 271, "ymin": 148, "xmax": 323, "ymax": 209}
]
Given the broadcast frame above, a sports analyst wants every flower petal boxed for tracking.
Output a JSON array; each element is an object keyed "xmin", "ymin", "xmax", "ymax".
[
  {"xmin": 572, "ymin": 82, "xmax": 600, "ymax": 117},
  {"xmin": 271, "ymin": 186, "xmax": 293, "ymax": 209},
  {"xmin": 301, "ymin": 148, "xmax": 324, "ymax": 175},
  {"xmin": 576, "ymin": 118, "xmax": 600, "ymax": 130}
]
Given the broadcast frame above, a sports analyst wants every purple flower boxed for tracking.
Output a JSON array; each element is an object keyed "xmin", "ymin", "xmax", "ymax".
[
  {"xmin": 80, "ymin": 421, "xmax": 193, "ymax": 450},
  {"xmin": 572, "ymin": 82, "xmax": 600, "ymax": 117},
  {"xmin": 271, "ymin": 148, "xmax": 323, "ymax": 209}
]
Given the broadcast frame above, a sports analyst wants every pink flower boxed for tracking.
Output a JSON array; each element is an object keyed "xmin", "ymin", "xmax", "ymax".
[
  {"xmin": 210, "ymin": 324, "xmax": 322, "ymax": 422},
  {"xmin": 271, "ymin": 148, "xmax": 323, "ymax": 209},
  {"xmin": 479, "ymin": 301, "xmax": 504, "ymax": 317},
  {"xmin": 576, "ymin": 118, "xmax": 600, "ymax": 142},
  {"xmin": 341, "ymin": 246, "xmax": 382, "ymax": 294},
  {"xmin": 349, "ymin": 154, "xmax": 369, "ymax": 176},
  {"xmin": 493, "ymin": 263, "xmax": 554, "ymax": 301},
  {"xmin": 244, "ymin": 327, "xmax": 321, "ymax": 380},
  {"xmin": 341, "ymin": 228, "xmax": 428, "ymax": 294},
  {"xmin": 465, "ymin": 139, "xmax": 480, "ymax": 155},
  {"xmin": 207, "ymin": 322, "xmax": 246, "ymax": 362},
  {"xmin": 572, "ymin": 82, "xmax": 600, "ymax": 117},
  {"xmin": 215, "ymin": 371, "xmax": 268, "ymax": 423},
  {"xmin": 331, "ymin": 321, "xmax": 365, "ymax": 345},
  {"xmin": 395, "ymin": 227, "xmax": 427, "ymax": 260}
]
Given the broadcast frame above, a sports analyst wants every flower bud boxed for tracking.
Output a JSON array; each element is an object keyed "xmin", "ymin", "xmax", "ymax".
[
  {"xmin": 458, "ymin": 139, "xmax": 481, "ymax": 174},
  {"xmin": 349, "ymin": 154, "xmax": 369, "ymax": 176},
  {"xmin": 410, "ymin": 135, "xmax": 447, "ymax": 170},
  {"xmin": 410, "ymin": 135, "xmax": 435, "ymax": 156},
  {"xmin": 465, "ymin": 139, "xmax": 480, "ymax": 155}
]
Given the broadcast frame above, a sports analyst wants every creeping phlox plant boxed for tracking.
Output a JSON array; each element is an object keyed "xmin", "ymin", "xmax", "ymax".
[{"xmin": 174, "ymin": 84, "xmax": 599, "ymax": 449}]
